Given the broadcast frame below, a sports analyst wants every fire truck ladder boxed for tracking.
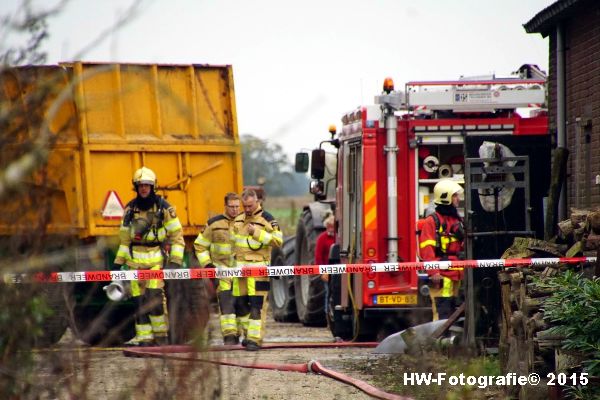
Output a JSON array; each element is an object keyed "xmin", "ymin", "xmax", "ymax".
[{"xmin": 406, "ymin": 78, "xmax": 546, "ymax": 114}]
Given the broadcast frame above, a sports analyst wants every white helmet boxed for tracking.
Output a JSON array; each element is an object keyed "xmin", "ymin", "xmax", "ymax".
[
  {"xmin": 433, "ymin": 179, "xmax": 463, "ymax": 205},
  {"xmin": 132, "ymin": 167, "xmax": 157, "ymax": 187}
]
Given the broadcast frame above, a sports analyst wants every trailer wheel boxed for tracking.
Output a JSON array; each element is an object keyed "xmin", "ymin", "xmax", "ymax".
[
  {"xmin": 294, "ymin": 209, "xmax": 326, "ymax": 326},
  {"xmin": 69, "ymin": 282, "xmax": 136, "ymax": 346},
  {"xmin": 270, "ymin": 237, "xmax": 298, "ymax": 322}
]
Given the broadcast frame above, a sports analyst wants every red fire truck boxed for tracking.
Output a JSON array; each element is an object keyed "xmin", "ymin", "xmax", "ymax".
[{"xmin": 271, "ymin": 66, "xmax": 550, "ymax": 341}]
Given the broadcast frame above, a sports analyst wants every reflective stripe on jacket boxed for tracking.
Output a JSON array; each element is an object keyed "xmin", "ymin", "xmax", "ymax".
[
  {"xmin": 114, "ymin": 198, "xmax": 185, "ymax": 269},
  {"xmin": 194, "ymin": 213, "xmax": 236, "ymax": 267},
  {"xmin": 232, "ymin": 206, "xmax": 282, "ymax": 263},
  {"xmin": 418, "ymin": 211, "xmax": 464, "ymax": 281}
]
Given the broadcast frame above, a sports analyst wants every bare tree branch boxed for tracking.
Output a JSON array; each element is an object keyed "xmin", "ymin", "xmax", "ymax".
[{"xmin": 0, "ymin": 0, "xmax": 68, "ymax": 66}]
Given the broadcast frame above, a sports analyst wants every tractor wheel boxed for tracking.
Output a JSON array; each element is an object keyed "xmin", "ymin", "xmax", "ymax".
[
  {"xmin": 293, "ymin": 208, "xmax": 326, "ymax": 326},
  {"xmin": 270, "ymin": 237, "xmax": 298, "ymax": 322}
]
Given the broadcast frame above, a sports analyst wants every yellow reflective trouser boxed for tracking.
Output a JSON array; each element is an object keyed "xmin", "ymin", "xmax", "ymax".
[
  {"xmin": 218, "ymin": 278, "xmax": 233, "ymax": 292},
  {"xmin": 429, "ymin": 277, "xmax": 460, "ymax": 321},
  {"xmin": 232, "ymin": 277, "xmax": 249, "ymax": 338},
  {"xmin": 149, "ymin": 314, "xmax": 168, "ymax": 337},
  {"xmin": 128, "ymin": 263, "xmax": 168, "ymax": 341},
  {"xmin": 215, "ymin": 263, "xmax": 237, "ymax": 336},
  {"xmin": 134, "ymin": 323, "xmax": 153, "ymax": 343},
  {"xmin": 217, "ymin": 289, "xmax": 237, "ymax": 338},
  {"xmin": 220, "ymin": 313, "xmax": 237, "ymax": 337},
  {"xmin": 247, "ymin": 277, "xmax": 270, "ymax": 345},
  {"xmin": 130, "ymin": 264, "xmax": 163, "ymax": 297},
  {"xmin": 232, "ymin": 262, "xmax": 269, "ymax": 345}
]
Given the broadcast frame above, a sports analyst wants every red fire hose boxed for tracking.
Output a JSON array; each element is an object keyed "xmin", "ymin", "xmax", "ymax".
[{"xmin": 124, "ymin": 343, "xmax": 412, "ymax": 400}]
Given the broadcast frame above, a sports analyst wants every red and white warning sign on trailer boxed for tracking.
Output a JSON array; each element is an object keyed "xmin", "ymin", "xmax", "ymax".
[{"xmin": 102, "ymin": 191, "xmax": 125, "ymax": 219}]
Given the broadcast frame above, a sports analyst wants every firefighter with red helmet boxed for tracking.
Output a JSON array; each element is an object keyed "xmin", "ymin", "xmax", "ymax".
[
  {"xmin": 194, "ymin": 192, "xmax": 246, "ymax": 345},
  {"xmin": 231, "ymin": 189, "xmax": 282, "ymax": 351},
  {"xmin": 113, "ymin": 167, "xmax": 185, "ymax": 345},
  {"xmin": 418, "ymin": 179, "xmax": 465, "ymax": 320}
]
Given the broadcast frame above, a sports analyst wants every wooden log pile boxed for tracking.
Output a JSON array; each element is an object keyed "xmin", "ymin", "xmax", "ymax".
[{"xmin": 498, "ymin": 208, "xmax": 600, "ymax": 399}]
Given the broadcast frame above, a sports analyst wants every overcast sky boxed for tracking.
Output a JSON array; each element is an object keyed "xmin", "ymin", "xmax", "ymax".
[{"xmin": 2, "ymin": 0, "xmax": 555, "ymax": 161}]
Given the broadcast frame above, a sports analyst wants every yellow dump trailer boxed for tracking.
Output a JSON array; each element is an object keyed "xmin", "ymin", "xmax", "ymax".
[{"xmin": 0, "ymin": 62, "xmax": 242, "ymax": 345}]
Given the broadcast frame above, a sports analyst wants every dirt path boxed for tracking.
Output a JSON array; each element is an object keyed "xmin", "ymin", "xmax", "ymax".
[{"xmin": 29, "ymin": 311, "xmax": 382, "ymax": 399}]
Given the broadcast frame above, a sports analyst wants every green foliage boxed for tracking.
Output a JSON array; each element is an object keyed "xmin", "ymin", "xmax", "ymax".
[
  {"xmin": 540, "ymin": 271, "xmax": 600, "ymax": 378},
  {"xmin": 348, "ymin": 352, "xmax": 508, "ymax": 399},
  {"xmin": 0, "ymin": 284, "xmax": 54, "ymax": 397},
  {"xmin": 241, "ymin": 134, "xmax": 309, "ymax": 196}
]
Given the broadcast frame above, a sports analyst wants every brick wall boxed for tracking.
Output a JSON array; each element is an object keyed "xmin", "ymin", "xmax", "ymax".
[{"xmin": 546, "ymin": 4, "xmax": 600, "ymax": 209}]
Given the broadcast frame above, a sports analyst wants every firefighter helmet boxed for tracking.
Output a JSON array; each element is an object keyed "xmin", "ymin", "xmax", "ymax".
[
  {"xmin": 433, "ymin": 179, "xmax": 463, "ymax": 205},
  {"xmin": 132, "ymin": 167, "xmax": 157, "ymax": 187}
]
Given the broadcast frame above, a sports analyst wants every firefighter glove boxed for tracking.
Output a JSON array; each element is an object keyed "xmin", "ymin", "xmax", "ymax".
[
  {"xmin": 114, "ymin": 263, "xmax": 128, "ymax": 271},
  {"xmin": 167, "ymin": 261, "xmax": 180, "ymax": 269},
  {"xmin": 452, "ymin": 222, "xmax": 465, "ymax": 241}
]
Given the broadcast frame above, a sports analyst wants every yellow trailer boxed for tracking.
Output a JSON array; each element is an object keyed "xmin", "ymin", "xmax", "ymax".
[{"xmin": 0, "ymin": 62, "xmax": 243, "ymax": 345}]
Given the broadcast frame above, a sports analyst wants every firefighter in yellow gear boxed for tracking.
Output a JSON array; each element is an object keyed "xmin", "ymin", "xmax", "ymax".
[
  {"xmin": 113, "ymin": 167, "xmax": 185, "ymax": 346},
  {"xmin": 232, "ymin": 189, "xmax": 282, "ymax": 351},
  {"xmin": 418, "ymin": 179, "xmax": 465, "ymax": 321},
  {"xmin": 194, "ymin": 192, "xmax": 247, "ymax": 345}
]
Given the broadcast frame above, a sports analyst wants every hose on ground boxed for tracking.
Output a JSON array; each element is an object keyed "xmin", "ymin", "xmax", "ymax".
[
  {"xmin": 124, "ymin": 342, "xmax": 412, "ymax": 400},
  {"xmin": 309, "ymin": 359, "xmax": 411, "ymax": 400}
]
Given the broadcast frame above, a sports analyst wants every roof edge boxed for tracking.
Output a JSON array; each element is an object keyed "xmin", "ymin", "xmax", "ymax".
[{"xmin": 523, "ymin": 0, "xmax": 589, "ymax": 36}]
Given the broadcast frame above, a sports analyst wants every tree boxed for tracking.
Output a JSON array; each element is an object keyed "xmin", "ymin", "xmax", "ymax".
[
  {"xmin": 241, "ymin": 134, "xmax": 309, "ymax": 196},
  {"xmin": 0, "ymin": 3, "xmax": 65, "ymax": 397}
]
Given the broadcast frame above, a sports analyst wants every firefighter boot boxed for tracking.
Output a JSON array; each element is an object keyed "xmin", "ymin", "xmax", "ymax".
[
  {"xmin": 235, "ymin": 294, "xmax": 251, "ymax": 346},
  {"xmin": 245, "ymin": 340, "xmax": 260, "ymax": 351},
  {"xmin": 124, "ymin": 323, "xmax": 154, "ymax": 346},
  {"xmin": 245, "ymin": 315, "xmax": 262, "ymax": 351},
  {"xmin": 223, "ymin": 335, "xmax": 239, "ymax": 345},
  {"xmin": 218, "ymin": 290, "xmax": 238, "ymax": 341},
  {"xmin": 125, "ymin": 296, "xmax": 154, "ymax": 346},
  {"xmin": 146, "ymin": 289, "xmax": 169, "ymax": 345},
  {"xmin": 244, "ymin": 293, "xmax": 267, "ymax": 351}
]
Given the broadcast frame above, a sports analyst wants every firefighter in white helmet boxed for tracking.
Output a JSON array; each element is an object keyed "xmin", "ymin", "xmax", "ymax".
[
  {"xmin": 231, "ymin": 189, "xmax": 282, "ymax": 351},
  {"xmin": 113, "ymin": 167, "xmax": 185, "ymax": 345},
  {"xmin": 194, "ymin": 192, "xmax": 247, "ymax": 345},
  {"xmin": 418, "ymin": 179, "xmax": 465, "ymax": 321}
]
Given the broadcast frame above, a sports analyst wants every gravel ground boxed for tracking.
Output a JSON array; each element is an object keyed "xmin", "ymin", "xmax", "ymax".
[{"xmin": 28, "ymin": 310, "xmax": 386, "ymax": 400}]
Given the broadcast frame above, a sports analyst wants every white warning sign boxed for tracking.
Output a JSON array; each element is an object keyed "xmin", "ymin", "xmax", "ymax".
[{"xmin": 102, "ymin": 191, "xmax": 125, "ymax": 220}]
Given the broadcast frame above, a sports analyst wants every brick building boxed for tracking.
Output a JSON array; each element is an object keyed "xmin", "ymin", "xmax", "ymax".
[{"xmin": 525, "ymin": 0, "xmax": 600, "ymax": 212}]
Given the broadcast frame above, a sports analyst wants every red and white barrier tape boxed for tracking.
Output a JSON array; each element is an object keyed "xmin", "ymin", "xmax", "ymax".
[{"xmin": 2, "ymin": 256, "xmax": 597, "ymax": 284}]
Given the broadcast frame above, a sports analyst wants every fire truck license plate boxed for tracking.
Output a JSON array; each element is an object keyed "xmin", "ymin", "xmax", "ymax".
[{"xmin": 375, "ymin": 294, "xmax": 418, "ymax": 305}]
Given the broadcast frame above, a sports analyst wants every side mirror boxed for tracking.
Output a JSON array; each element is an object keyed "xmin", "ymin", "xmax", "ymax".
[
  {"xmin": 294, "ymin": 152, "xmax": 309, "ymax": 173},
  {"xmin": 309, "ymin": 180, "xmax": 324, "ymax": 196},
  {"xmin": 311, "ymin": 149, "xmax": 326, "ymax": 179}
]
